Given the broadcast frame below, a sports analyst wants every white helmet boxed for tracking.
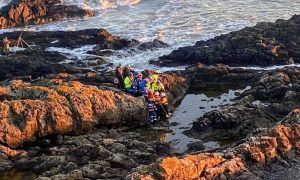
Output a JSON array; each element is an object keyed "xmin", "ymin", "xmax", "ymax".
[{"xmin": 161, "ymin": 93, "xmax": 166, "ymax": 97}]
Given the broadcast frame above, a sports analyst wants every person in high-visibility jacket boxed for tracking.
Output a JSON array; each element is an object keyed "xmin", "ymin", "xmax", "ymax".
[
  {"xmin": 151, "ymin": 74, "xmax": 159, "ymax": 82},
  {"xmin": 151, "ymin": 80, "xmax": 165, "ymax": 92},
  {"xmin": 124, "ymin": 73, "xmax": 134, "ymax": 93}
]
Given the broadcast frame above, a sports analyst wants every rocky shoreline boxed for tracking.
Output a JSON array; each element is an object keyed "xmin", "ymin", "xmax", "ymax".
[
  {"xmin": 0, "ymin": 4, "xmax": 300, "ymax": 179},
  {"xmin": 153, "ymin": 14, "xmax": 300, "ymax": 67},
  {"xmin": 0, "ymin": 0, "xmax": 94, "ymax": 29}
]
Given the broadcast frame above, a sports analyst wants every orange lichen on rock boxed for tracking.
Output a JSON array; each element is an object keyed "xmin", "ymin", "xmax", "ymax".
[
  {"xmin": 159, "ymin": 153, "xmax": 224, "ymax": 180},
  {"xmin": 0, "ymin": 80, "xmax": 147, "ymax": 148}
]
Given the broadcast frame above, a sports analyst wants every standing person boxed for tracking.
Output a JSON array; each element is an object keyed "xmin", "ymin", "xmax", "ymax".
[
  {"xmin": 3, "ymin": 37, "xmax": 10, "ymax": 57},
  {"xmin": 146, "ymin": 99, "xmax": 157, "ymax": 124},
  {"xmin": 115, "ymin": 64, "xmax": 124, "ymax": 89},
  {"xmin": 161, "ymin": 92, "xmax": 171, "ymax": 117}
]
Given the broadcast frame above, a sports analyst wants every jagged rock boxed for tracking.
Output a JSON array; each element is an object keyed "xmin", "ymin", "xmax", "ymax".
[
  {"xmin": 154, "ymin": 15, "xmax": 300, "ymax": 67},
  {"xmin": 0, "ymin": 0, "xmax": 94, "ymax": 29}
]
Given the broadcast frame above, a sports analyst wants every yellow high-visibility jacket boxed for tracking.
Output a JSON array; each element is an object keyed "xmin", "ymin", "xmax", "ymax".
[
  {"xmin": 124, "ymin": 76, "xmax": 133, "ymax": 89},
  {"xmin": 151, "ymin": 82, "xmax": 164, "ymax": 92},
  {"xmin": 151, "ymin": 74, "xmax": 159, "ymax": 82}
]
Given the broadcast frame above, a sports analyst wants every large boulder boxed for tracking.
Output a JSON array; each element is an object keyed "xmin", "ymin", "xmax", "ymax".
[
  {"xmin": 0, "ymin": 80, "xmax": 148, "ymax": 148},
  {"xmin": 0, "ymin": 0, "xmax": 94, "ymax": 29},
  {"xmin": 153, "ymin": 15, "xmax": 300, "ymax": 67}
]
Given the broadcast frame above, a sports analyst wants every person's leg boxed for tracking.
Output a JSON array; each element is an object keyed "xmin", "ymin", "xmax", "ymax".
[
  {"xmin": 163, "ymin": 105, "xmax": 169, "ymax": 115},
  {"xmin": 158, "ymin": 104, "xmax": 168, "ymax": 117},
  {"xmin": 119, "ymin": 77, "xmax": 124, "ymax": 89},
  {"xmin": 149, "ymin": 111, "xmax": 156, "ymax": 122},
  {"xmin": 156, "ymin": 104, "xmax": 167, "ymax": 118},
  {"xmin": 4, "ymin": 48, "xmax": 8, "ymax": 57},
  {"xmin": 153, "ymin": 111, "xmax": 157, "ymax": 121}
]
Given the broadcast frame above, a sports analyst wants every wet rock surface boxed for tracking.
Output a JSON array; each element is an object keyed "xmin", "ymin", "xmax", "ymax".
[
  {"xmin": 0, "ymin": 0, "xmax": 94, "ymax": 29},
  {"xmin": 154, "ymin": 14, "xmax": 300, "ymax": 67}
]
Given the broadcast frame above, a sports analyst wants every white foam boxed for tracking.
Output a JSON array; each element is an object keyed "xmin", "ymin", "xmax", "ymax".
[
  {"xmin": 46, "ymin": 45, "xmax": 97, "ymax": 60},
  {"xmin": 51, "ymin": 40, "xmax": 59, "ymax": 44},
  {"xmin": 59, "ymin": 0, "xmax": 141, "ymax": 10}
]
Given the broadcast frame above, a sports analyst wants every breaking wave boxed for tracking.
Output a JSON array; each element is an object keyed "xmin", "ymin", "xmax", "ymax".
[{"xmin": 59, "ymin": 0, "xmax": 141, "ymax": 10}]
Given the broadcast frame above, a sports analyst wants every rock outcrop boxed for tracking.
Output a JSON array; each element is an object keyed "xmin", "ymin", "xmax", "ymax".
[
  {"xmin": 183, "ymin": 63, "xmax": 259, "ymax": 89},
  {"xmin": 185, "ymin": 67, "xmax": 300, "ymax": 141},
  {"xmin": 129, "ymin": 108, "xmax": 300, "ymax": 180},
  {"xmin": 0, "ymin": 50, "xmax": 84, "ymax": 81},
  {"xmin": 0, "ymin": 0, "xmax": 94, "ymax": 29},
  {"xmin": 0, "ymin": 79, "xmax": 148, "ymax": 148},
  {"xmin": 154, "ymin": 15, "xmax": 300, "ymax": 67},
  {"xmin": 1, "ymin": 28, "xmax": 139, "ymax": 49}
]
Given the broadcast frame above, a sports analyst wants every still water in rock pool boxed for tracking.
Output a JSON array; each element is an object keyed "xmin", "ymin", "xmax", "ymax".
[{"xmin": 134, "ymin": 85, "xmax": 250, "ymax": 154}]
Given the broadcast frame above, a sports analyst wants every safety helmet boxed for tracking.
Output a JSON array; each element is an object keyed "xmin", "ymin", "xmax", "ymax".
[
  {"xmin": 129, "ymin": 72, "xmax": 134, "ymax": 76},
  {"xmin": 154, "ymin": 92, "xmax": 160, "ymax": 96},
  {"xmin": 161, "ymin": 93, "xmax": 166, "ymax": 97}
]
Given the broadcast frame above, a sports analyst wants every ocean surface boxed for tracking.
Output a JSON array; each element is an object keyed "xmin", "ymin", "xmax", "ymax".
[{"xmin": 1, "ymin": 0, "xmax": 300, "ymax": 70}]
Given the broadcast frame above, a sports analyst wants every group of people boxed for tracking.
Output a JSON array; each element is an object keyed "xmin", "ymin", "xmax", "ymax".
[{"xmin": 115, "ymin": 64, "xmax": 172, "ymax": 124}]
